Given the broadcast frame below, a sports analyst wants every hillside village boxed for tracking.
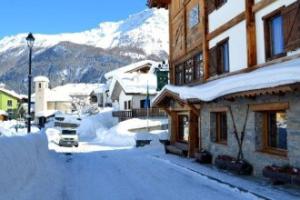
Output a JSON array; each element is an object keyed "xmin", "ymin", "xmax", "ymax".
[{"xmin": 1, "ymin": 0, "xmax": 300, "ymax": 200}]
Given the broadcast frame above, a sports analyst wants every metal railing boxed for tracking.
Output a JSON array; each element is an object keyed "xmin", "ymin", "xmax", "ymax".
[{"xmin": 112, "ymin": 108, "xmax": 167, "ymax": 121}]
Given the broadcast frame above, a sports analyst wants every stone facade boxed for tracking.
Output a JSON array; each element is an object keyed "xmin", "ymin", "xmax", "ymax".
[{"xmin": 199, "ymin": 91, "xmax": 300, "ymax": 176}]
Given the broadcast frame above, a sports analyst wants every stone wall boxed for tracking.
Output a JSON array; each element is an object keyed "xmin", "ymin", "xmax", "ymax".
[{"xmin": 199, "ymin": 91, "xmax": 300, "ymax": 176}]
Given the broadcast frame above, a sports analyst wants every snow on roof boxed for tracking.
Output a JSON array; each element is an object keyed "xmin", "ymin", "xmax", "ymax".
[
  {"xmin": 33, "ymin": 76, "xmax": 49, "ymax": 82},
  {"xmin": 35, "ymin": 110, "xmax": 57, "ymax": 118},
  {"xmin": 104, "ymin": 60, "xmax": 159, "ymax": 80},
  {"xmin": 154, "ymin": 57, "xmax": 300, "ymax": 103},
  {"xmin": 51, "ymin": 83, "xmax": 101, "ymax": 97},
  {"xmin": 91, "ymin": 84, "xmax": 108, "ymax": 94},
  {"xmin": 32, "ymin": 88, "xmax": 72, "ymax": 103},
  {"xmin": 0, "ymin": 87, "xmax": 22, "ymax": 100},
  {"xmin": 111, "ymin": 72, "xmax": 158, "ymax": 96},
  {"xmin": 0, "ymin": 110, "xmax": 8, "ymax": 116}
]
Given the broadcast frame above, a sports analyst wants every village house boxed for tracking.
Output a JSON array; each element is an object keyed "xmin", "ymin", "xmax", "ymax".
[
  {"xmin": 105, "ymin": 60, "xmax": 168, "ymax": 121},
  {"xmin": 0, "ymin": 84, "xmax": 23, "ymax": 120},
  {"xmin": 90, "ymin": 84, "xmax": 109, "ymax": 108},
  {"xmin": 149, "ymin": 0, "xmax": 300, "ymax": 177}
]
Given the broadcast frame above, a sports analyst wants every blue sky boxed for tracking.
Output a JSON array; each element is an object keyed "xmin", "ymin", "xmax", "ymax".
[{"xmin": 0, "ymin": 0, "xmax": 147, "ymax": 39}]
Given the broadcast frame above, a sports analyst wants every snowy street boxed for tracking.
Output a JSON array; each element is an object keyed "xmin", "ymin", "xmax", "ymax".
[{"xmin": 51, "ymin": 143, "xmax": 261, "ymax": 200}]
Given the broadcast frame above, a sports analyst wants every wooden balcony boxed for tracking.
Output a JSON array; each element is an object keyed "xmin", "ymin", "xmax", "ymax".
[
  {"xmin": 112, "ymin": 108, "xmax": 167, "ymax": 121},
  {"xmin": 147, "ymin": 0, "xmax": 170, "ymax": 9}
]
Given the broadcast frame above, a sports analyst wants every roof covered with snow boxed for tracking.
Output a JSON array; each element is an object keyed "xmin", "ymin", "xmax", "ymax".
[
  {"xmin": 0, "ymin": 87, "xmax": 22, "ymax": 100},
  {"xmin": 116, "ymin": 72, "xmax": 158, "ymax": 95},
  {"xmin": 91, "ymin": 84, "xmax": 108, "ymax": 94},
  {"xmin": 51, "ymin": 83, "xmax": 102, "ymax": 97},
  {"xmin": 104, "ymin": 60, "xmax": 159, "ymax": 80},
  {"xmin": 154, "ymin": 57, "xmax": 300, "ymax": 104},
  {"xmin": 0, "ymin": 110, "xmax": 8, "ymax": 116},
  {"xmin": 33, "ymin": 76, "xmax": 49, "ymax": 82}
]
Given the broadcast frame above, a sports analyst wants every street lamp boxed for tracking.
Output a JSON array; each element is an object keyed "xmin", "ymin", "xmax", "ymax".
[{"xmin": 26, "ymin": 33, "xmax": 35, "ymax": 133}]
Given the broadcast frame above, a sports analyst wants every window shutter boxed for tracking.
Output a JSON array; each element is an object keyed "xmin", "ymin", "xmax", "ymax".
[
  {"xmin": 206, "ymin": 0, "xmax": 216, "ymax": 14},
  {"xmin": 283, "ymin": 1, "xmax": 300, "ymax": 51},
  {"xmin": 209, "ymin": 46, "xmax": 218, "ymax": 77}
]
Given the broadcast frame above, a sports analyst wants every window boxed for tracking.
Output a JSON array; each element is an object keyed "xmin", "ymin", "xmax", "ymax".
[
  {"xmin": 128, "ymin": 101, "xmax": 132, "ymax": 110},
  {"xmin": 215, "ymin": 0, "xmax": 227, "ymax": 9},
  {"xmin": 217, "ymin": 38, "xmax": 230, "ymax": 74},
  {"xmin": 194, "ymin": 53, "xmax": 203, "ymax": 80},
  {"xmin": 188, "ymin": 4, "xmax": 200, "ymax": 28},
  {"xmin": 7, "ymin": 100, "xmax": 12, "ymax": 107},
  {"xmin": 251, "ymin": 102, "xmax": 289, "ymax": 156},
  {"xmin": 175, "ymin": 64, "xmax": 184, "ymax": 85},
  {"xmin": 124, "ymin": 101, "xmax": 127, "ymax": 110},
  {"xmin": 178, "ymin": 115, "xmax": 189, "ymax": 142},
  {"xmin": 184, "ymin": 59, "xmax": 193, "ymax": 84},
  {"xmin": 211, "ymin": 112, "xmax": 228, "ymax": 144},
  {"xmin": 264, "ymin": 10, "xmax": 285, "ymax": 60},
  {"xmin": 175, "ymin": 53, "xmax": 204, "ymax": 85},
  {"xmin": 263, "ymin": 111, "xmax": 287, "ymax": 151},
  {"xmin": 39, "ymin": 83, "xmax": 42, "ymax": 89}
]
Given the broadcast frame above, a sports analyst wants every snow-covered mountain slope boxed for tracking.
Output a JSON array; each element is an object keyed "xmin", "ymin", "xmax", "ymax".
[
  {"xmin": 0, "ymin": 9, "xmax": 169, "ymax": 93},
  {"xmin": 0, "ymin": 9, "xmax": 169, "ymax": 57}
]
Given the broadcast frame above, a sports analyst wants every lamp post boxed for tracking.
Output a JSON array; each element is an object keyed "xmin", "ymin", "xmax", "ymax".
[{"xmin": 26, "ymin": 33, "xmax": 35, "ymax": 133}]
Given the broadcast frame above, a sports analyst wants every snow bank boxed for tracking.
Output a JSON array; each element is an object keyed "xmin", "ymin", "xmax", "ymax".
[
  {"xmin": 0, "ymin": 133, "xmax": 64, "ymax": 200},
  {"xmin": 154, "ymin": 57, "xmax": 300, "ymax": 103},
  {"xmin": 0, "ymin": 120, "xmax": 39, "ymax": 137},
  {"xmin": 95, "ymin": 118, "xmax": 168, "ymax": 147},
  {"xmin": 77, "ymin": 108, "xmax": 118, "ymax": 141}
]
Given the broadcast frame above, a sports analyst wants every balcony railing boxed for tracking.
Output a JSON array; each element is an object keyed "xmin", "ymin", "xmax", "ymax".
[{"xmin": 112, "ymin": 108, "xmax": 167, "ymax": 121}]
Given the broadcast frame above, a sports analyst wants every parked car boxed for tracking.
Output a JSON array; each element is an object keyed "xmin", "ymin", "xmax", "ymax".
[{"xmin": 58, "ymin": 128, "xmax": 79, "ymax": 147}]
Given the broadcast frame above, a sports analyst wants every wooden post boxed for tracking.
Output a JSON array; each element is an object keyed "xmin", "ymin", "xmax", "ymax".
[
  {"xmin": 200, "ymin": 0, "xmax": 210, "ymax": 80},
  {"xmin": 170, "ymin": 112, "xmax": 178, "ymax": 144},
  {"xmin": 245, "ymin": 0, "xmax": 257, "ymax": 68},
  {"xmin": 188, "ymin": 110, "xmax": 199, "ymax": 157}
]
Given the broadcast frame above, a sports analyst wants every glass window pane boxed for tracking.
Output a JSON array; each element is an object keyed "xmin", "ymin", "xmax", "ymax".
[
  {"xmin": 271, "ymin": 16, "xmax": 284, "ymax": 55},
  {"xmin": 268, "ymin": 111, "xmax": 287, "ymax": 150},
  {"xmin": 223, "ymin": 42, "xmax": 229, "ymax": 72}
]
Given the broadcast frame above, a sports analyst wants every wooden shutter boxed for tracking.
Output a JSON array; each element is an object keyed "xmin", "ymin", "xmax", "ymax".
[
  {"xmin": 206, "ymin": 0, "xmax": 216, "ymax": 14},
  {"xmin": 209, "ymin": 46, "xmax": 218, "ymax": 77},
  {"xmin": 283, "ymin": 1, "xmax": 300, "ymax": 51}
]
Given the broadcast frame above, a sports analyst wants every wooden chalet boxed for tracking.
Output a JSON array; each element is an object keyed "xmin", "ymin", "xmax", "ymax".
[{"xmin": 149, "ymin": 0, "xmax": 300, "ymax": 176}]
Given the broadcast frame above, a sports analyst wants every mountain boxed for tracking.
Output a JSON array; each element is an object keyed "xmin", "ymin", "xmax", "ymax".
[{"xmin": 0, "ymin": 8, "xmax": 169, "ymax": 93}]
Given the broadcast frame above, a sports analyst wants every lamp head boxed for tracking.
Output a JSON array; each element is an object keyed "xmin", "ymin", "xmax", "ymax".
[{"xmin": 26, "ymin": 33, "xmax": 35, "ymax": 48}]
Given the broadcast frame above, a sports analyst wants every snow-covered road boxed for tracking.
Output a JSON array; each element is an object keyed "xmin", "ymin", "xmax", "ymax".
[{"xmin": 57, "ymin": 144, "xmax": 260, "ymax": 200}]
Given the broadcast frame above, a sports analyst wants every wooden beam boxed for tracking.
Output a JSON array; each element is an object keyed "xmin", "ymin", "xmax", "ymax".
[
  {"xmin": 209, "ymin": 107, "xmax": 229, "ymax": 113},
  {"xmin": 207, "ymin": 12, "xmax": 245, "ymax": 40},
  {"xmin": 187, "ymin": 103, "xmax": 200, "ymax": 116},
  {"xmin": 245, "ymin": 0, "xmax": 257, "ymax": 68},
  {"xmin": 250, "ymin": 102, "xmax": 289, "ymax": 111},
  {"xmin": 162, "ymin": 107, "xmax": 172, "ymax": 116},
  {"xmin": 201, "ymin": 0, "xmax": 210, "ymax": 80},
  {"xmin": 252, "ymin": 0, "xmax": 277, "ymax": 13}
]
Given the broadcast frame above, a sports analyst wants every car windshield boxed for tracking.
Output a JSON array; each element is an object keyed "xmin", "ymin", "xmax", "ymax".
[{"xmin": 62, "ymin": 130, "xmax": 76, "ymax": 135}]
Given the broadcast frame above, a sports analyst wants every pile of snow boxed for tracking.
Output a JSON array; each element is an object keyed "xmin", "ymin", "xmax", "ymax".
[
  {"xmin": 154, "ymin": 57, "xmax": 300, "ymax": 103},
  {"xmin": 95, "ymin": 117, "xmax": 168, "ymax": 147},
  {"xmin": 0, "ymin": 120, "xmax": 39, "ymax": 137},
  {"xmin": 0, "ymin": 133, "xmax": 64, "ymax": 199},
  {"xmin": 77, "ymin": 108, "xmax": 118, "ymax": 141}
]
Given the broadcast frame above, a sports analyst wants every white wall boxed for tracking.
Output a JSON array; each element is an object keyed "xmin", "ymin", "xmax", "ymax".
[
  {"xmin": 34, "ymin": 81, "xmax": 48, "ymax": 115},
  {"xmin": 209, "ymin": 0, "xmax": 245, "ymax": 32},
  {"xmin": 255, "ymin": 0, "xmax": 299, "ymax": 64},
  {"xmin": 119, "ymin": 90, "xmax": 132, "ymax": 110},
  {"xmin": 209, "ymin": 21, "xmax": 248, "ymax": 72},
  {"xmin": 132, "ymin": 95, "xmax": 156, "ymax": 109}
]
